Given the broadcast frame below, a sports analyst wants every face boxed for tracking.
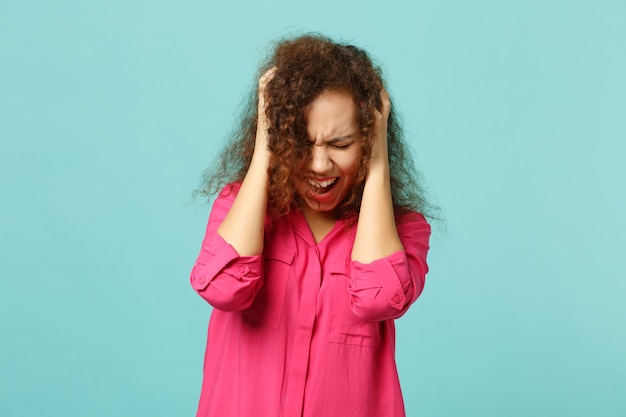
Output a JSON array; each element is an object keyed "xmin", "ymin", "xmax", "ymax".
[{"xmin": 293, "ymin": 90, "xmax": 362, "ymax": 217}]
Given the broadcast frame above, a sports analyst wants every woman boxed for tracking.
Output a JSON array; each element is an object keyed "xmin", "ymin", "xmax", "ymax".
[{"xmin": 191, "ymin": 34, "xmax": 432, "ymax": 417}]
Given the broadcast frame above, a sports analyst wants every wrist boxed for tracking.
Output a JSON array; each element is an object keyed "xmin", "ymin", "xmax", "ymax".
[{"xmin": 366, "ymin": 157, "xmax": 390, "ymax": 180}]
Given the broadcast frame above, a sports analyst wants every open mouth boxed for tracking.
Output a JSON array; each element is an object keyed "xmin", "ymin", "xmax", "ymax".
[{"xmin": 308, "ymin": 177, "xmax": 337, "ymax": 194}]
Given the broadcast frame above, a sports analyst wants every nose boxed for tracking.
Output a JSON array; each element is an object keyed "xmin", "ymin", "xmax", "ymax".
[{"xmin": 310, "ymin": 145, "xmax": 332, "ymax": 174}]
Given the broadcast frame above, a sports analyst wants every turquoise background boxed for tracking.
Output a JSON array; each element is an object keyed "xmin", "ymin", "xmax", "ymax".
[{"xmin": 1, "ymin": 0, "xmax": 625, "ymax": 416}]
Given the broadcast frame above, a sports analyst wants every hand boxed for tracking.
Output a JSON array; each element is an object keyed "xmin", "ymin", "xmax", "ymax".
[
  {"xmin": 369, "ymin": 88, "xmax": 391, "ymax": 170},
  {"xmin": 254, "ymin": 67, "xmax": 277, "ymax": 157}
]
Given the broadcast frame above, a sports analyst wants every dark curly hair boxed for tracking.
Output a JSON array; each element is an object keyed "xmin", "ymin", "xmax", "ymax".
[{"xmin": 197, "ymin": 34, "xmax": 436, "ymax": 220}]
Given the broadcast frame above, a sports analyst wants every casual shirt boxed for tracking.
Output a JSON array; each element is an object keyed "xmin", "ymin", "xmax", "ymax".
[{"xmin": 190, "ymin": 183, "xmax": 431, "ymax": 417}]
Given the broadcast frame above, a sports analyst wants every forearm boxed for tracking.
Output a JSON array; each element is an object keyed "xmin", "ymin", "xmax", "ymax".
[
  {"xmin": 216, "ymin": 67, "xmax": 275, "ymax": 256},
  {"xmin": 217, "ymin": 153, "xmax": 269, "ymax": 256},
  {"xmin": 351, "ymin": 88, "xmax": 402, "ymax": 263},
  {"xmin": 351, "ymin": 161, "xmax": 403, "ymax": 263}
]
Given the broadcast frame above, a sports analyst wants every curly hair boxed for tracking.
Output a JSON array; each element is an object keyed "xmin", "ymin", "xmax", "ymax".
[{"xmin": 197, "ymin": 34, "xmax": 436, "ymax": 220}]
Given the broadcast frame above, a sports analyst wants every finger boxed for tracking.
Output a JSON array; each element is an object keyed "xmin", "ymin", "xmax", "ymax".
[
  {"xmin": 259, "ymin": 66, "xmax": 277, "ymax": 90},
  {"xmin": 258, "ymin": 67, "xmax": 278, "ymax": 113},
  {"xmin": 379, "ymin": 88, "xmax": 391, "ymax": 117}
]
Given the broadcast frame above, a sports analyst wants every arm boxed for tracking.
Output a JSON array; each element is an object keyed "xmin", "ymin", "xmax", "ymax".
[
  {"xmin": 349, "ymin": 212, "xmax": 430, "ymax": 321},
  {"xmin": 190, "ymin": 68, "xmax": 276, "ymax": 310},
  {"xmin": 349, "ymin": 89, "xmax": 431, "ymax": 321},
  {"xmin": 351, "ymin": 89, "xmax": 402, "ymax": 262},
  {"xmin": 216, "ymin": 68, "xmax": 275, "ymax": 256},
  {"xmin": 190, "ymin": 185, "xmax": 264, "ymax": 311}
]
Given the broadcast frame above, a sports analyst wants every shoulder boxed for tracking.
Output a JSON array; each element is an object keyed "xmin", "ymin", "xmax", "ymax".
[
  {"xmin": 207, "ymin": 182, "xmax": 243, "ymax": 227},
  {"xmin": 216, "ymin": 182, "xmax": 242, "ymax": 199},
  {"xmin": 211, "ymin": 182, "xmax": 277, "ymax": 231},
  {"xmin": 211, "ymin": 182, "xmax": 243, "ymax": 209},
  {"xmin": 395, "ymin": 209, "xmax": 429, "ymax": 227},
  {"xmin": 394, "ymin": 210, "xmax": 431, "ymax": 245}
]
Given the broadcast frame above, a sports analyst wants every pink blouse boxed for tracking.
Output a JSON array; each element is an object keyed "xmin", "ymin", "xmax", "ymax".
[{"xmin": 190, "ymin": 183, "xmax": 431, "ymax": 417}]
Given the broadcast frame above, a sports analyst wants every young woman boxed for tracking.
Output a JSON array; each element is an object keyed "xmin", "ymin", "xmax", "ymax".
[{"xmin": 191, "ymin": 34, "xmax": 433, "ymax": 417}]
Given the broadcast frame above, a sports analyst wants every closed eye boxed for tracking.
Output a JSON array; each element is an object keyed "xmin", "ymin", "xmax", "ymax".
[{"xmin": 333, "ymin": 143, "xmax": 352, "ymax": 149}]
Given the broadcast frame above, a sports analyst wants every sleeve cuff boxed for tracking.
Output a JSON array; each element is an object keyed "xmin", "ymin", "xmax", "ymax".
[
  {"xmin": 352, "ymin": 251, "xmax": 408, "ymax": 311},
  {"xmin": 192, "ymin": 233, "xmax": 259, "ymax": 291}
]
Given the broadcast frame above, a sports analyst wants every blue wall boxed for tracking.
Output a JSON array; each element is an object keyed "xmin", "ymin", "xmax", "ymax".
[{"xmin": 1, "ymin": 0, "xmax": 625, "ymax": 415}]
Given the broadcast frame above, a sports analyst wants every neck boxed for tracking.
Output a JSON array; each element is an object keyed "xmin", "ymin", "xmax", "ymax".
[{"xmin": 302, "ymin": 209, "xmax": 339, "ymax": 243}]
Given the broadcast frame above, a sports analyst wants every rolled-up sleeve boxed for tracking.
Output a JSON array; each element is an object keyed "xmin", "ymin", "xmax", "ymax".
[
  {"xmin": 190, "ymin": 184, "xmax": 264, "ymax": 312},
  {"xmin": 348, "ymin": 212, "xmax": 431, "ymax": 321}
]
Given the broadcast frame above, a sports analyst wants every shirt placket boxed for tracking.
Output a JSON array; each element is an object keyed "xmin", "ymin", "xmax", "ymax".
[{"xmin": 284, "ymin": 220, "xmax": 322, "ymax": 417}]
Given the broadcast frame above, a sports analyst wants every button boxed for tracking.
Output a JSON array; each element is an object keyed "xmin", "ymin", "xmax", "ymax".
[
  {"xmin": 199, "ymin": 277, "xmax": 205, "ymax": 284},
  {"xmin": 392, "ymin": 295, "xmax": 402, "ymax": 304}
]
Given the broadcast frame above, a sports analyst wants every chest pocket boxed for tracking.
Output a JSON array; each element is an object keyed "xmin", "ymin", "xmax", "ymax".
[
  {"xmin": 327, "ymin": 265, "xmax": 382, "ymax": 348},
  {"xmin": 242, "ymin": 243, "xmax": 295, "ymax": 329}
]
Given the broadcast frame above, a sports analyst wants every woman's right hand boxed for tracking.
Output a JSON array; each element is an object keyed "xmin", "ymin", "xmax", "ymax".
[{"xmin": 254, "ymin": 67, "xmax": 277, "ymax": 158}]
